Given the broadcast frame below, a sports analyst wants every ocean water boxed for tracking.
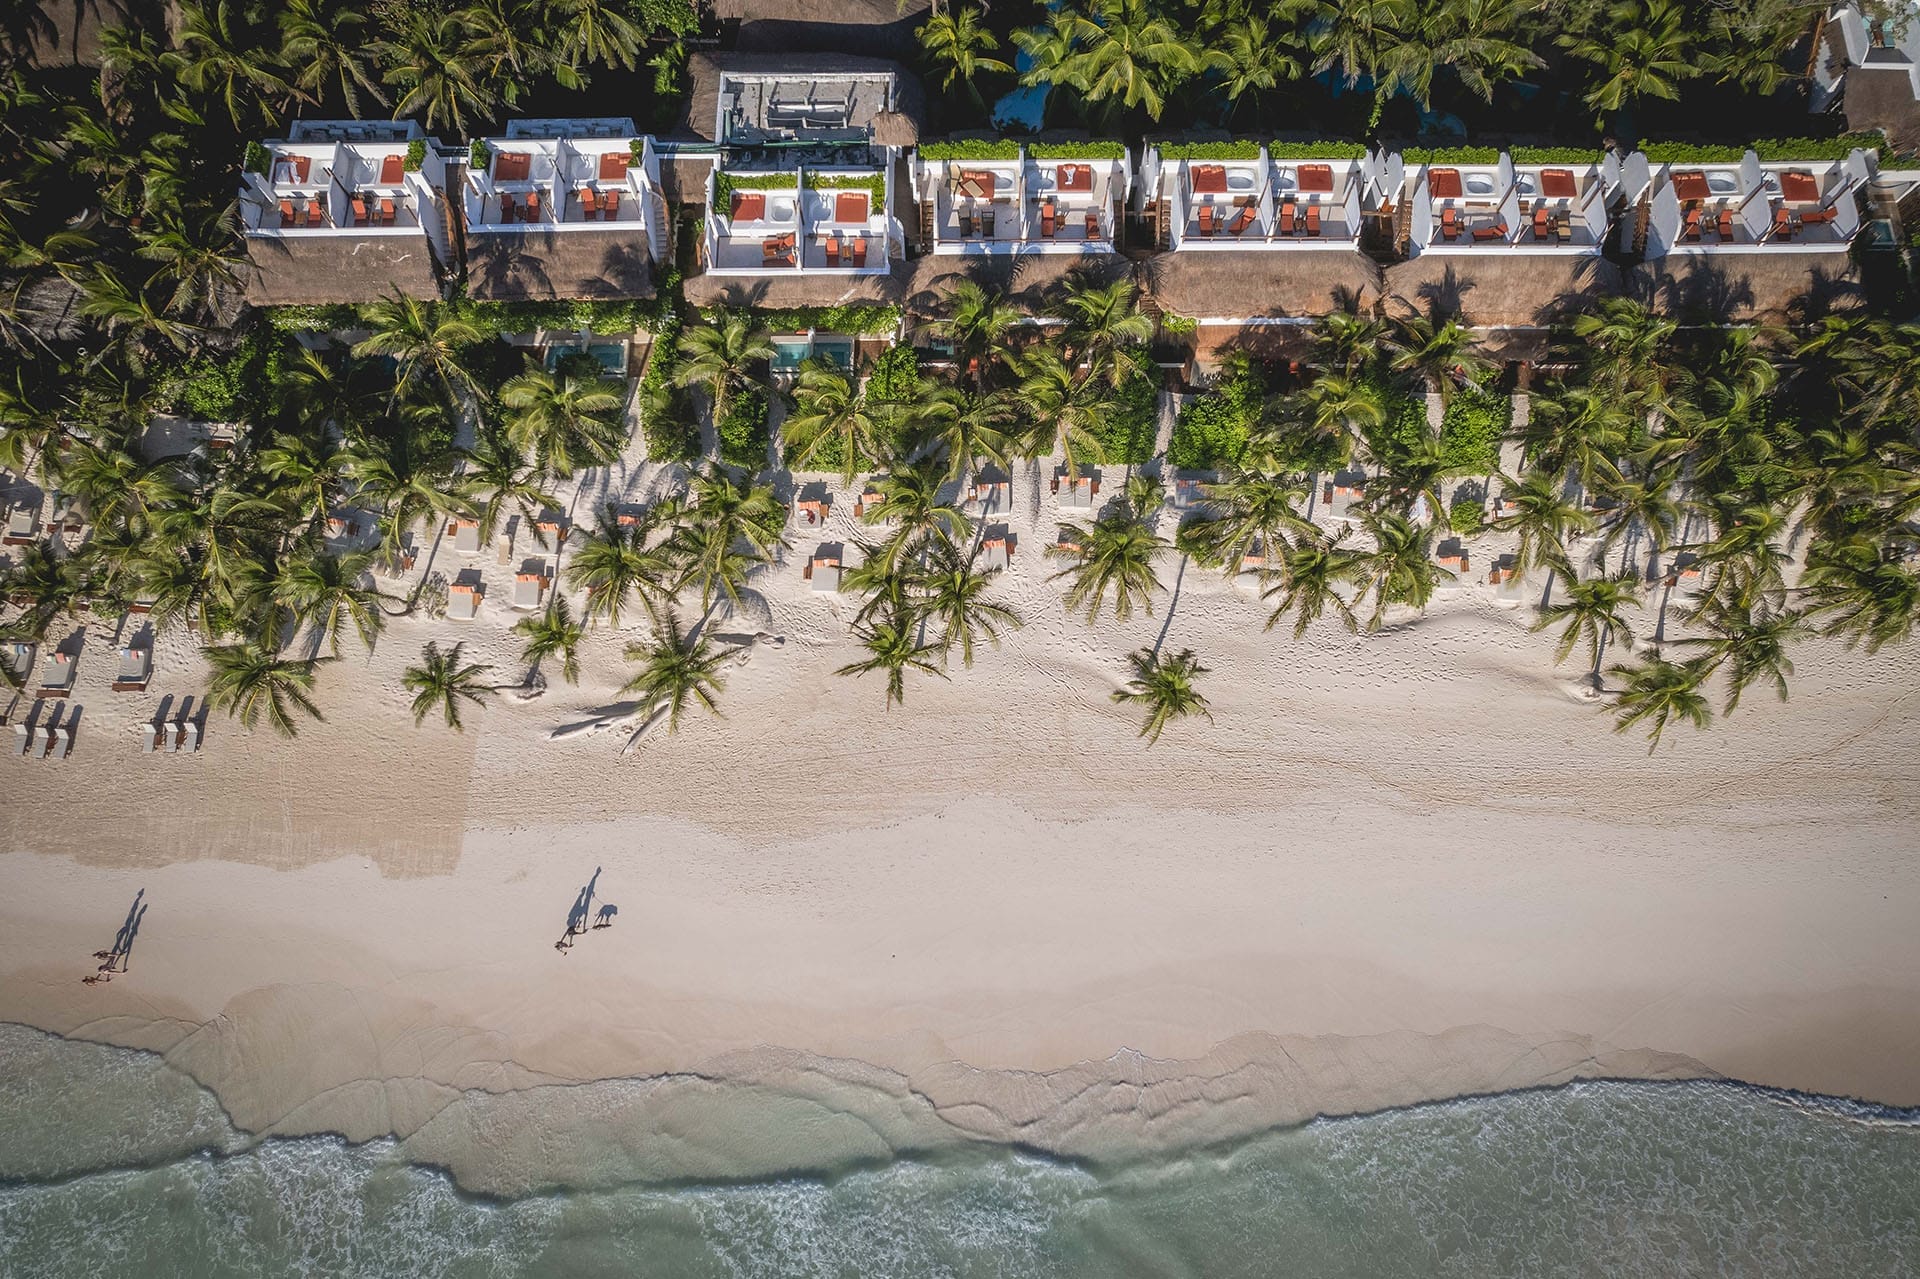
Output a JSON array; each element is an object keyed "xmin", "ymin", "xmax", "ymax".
[{"xmin": 2, "ymin": 1025, "xmax": 1918, "ymax": 1278}]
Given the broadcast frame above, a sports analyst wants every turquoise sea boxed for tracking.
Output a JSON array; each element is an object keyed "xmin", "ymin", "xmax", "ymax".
[{"xmin": 1, "ymin": 1024, "xmax": 1917, "ymax": 1278}]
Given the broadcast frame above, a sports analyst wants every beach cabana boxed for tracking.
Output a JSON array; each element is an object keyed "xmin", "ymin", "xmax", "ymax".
[
  {"xmin": 512, "ymin": 569, "xmax": 549, "ymax": 610},
  {"xmin": 450, "ymin": 519, "xmax": 482, "ymax": 554},
  {"xmin": 806, "ymin": 547, "xmax": 844, "ymax": 591},
  {"xmin": 3, "ymin": 505, "xmax": 37, "ymax": 545},
  {"xmin": 113, "ymin": 645, "xmax": 152, "ymax": 692},
  {"xmin": 447, "ymin": 582, "xmax": 482, "ymax": 620},
  {"xmin": 13, "ymin": 723, "xmax": 31, "ymax": 755},
  {"xmin": 965, "ymin": 477, "xmax": 1011, "ymax": 513},
  {"xmin": 981, "ymin": 534, "xmax": 1013, "ymax": 571},
  {"xmin": 1054, "ymin": 468, "xmax": 1099, "ymax": 512},
  {"xmin": 36, "ymin": 652, "xmax": 74, "ymax": 698},
  {"xmin": 140, "ymin": 722, "xmax": 159, "ymax": 752}
]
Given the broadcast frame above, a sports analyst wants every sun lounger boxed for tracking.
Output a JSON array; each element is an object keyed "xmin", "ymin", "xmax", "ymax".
[
  {"xmin": 512, "ymin": 573, "xmax": 545, "ymax": 610},
  {"xmin": 278, "ymin": 198, "xmax": 297, "ymax": 227},
  {"xmin": 825, "ymin": 234, "xmax": 840, "ymax": 266},
  {"xmin": 3, "ymin": 506, "xmax": 36, "ymax": 544},
  {"xmin": 1305, "ymin": 204, "xmax": 1321, "ymax": 236},
  {"xmin": 451, "ymin": 520, "xmax": 481, "ymax": 554},
  {"xmin": 114, "ymin": 645, "xmax": 151, "ymax": 692},
  {"xmin": 602, "ymin": 189, "xmax": 620, "ymax": 219},
  {"xmin": 536, "ymin": 518, "xmax": 567, "ymax": 548},
  {"xmin": 379, "ymin": 196, "xmax": 396, "ymax": 224},
  {"xmin": 1043, "ymin": 202, "xmax": 1058, "ymax": 238},
  {"xmin": 1533, "ymin": 206, "xmax": 1551, "ymax": 239},
  {"xmin": 305, "ymin": 201, "xmax": 323, "ymax": 227},
  {"xmin": 852, "ymin": 237, "xmax": 868, "ymax": 267},
  {"xmin": 524, "ymin": 192, "xmax": 541, "ymax": 221},
  {"xmin": 352, "ymin": 195, "xmax": 368, "ymax": 224},
  {"xmin": 1440, "ymin": 207, "xmax": 1458, "ymax": 241},
  {"xmin": 141, "ymin": 722, "xmax": 158, "ymax": 753},
  {"xmin": 13, "ymin": 723, "xmax": 30, "ymax": 756},
  {"xmin": 1800, "ymin": 205, "xmax": 1837, "ymax": 224},
  {"xmin": 499, "ymin": 193, "xmax": 516, "ymax": 223},
  {"xmin": 447, "ymin": 583, "xmax": 480, "ymax": 620},
  {"xmin": 1084, "ymin": 209, "xmax": 1098, "ymax": 239},
  {"xmin": 36, "ymin": 653, "xmax": 73, "ymax": 698},
  {"xmin": 599, "ymin": 151, "xmax": 629, "ymax": 181},
  {"xmin": 380, "ymin": 153, "xmax": 404, "ymax": 184},
  {"xmin": 1195, "ymin": 205, "xmax": 1214, "ymax": 236},
  {"xmin": 1771, "ymin": 206, "xmax": 1792, "ymax": 239},
  {"xmin": 1228, "ymin": 204, "xmax": 1256, "ymax": 234},
  {"xmin": 1278, "ymin": 200, "xmax": 1296, "ymax": 236},
  {"xmin": 51, "ymin": 725, "xmax": 71, "ymax": 760},
  {"xmin": 1471, "ymin": 220, "xmax": 1508, "ymax": 242},
  {"xmin": 582, "ymin": 187, "xmax": 599, "ymax": 219}
]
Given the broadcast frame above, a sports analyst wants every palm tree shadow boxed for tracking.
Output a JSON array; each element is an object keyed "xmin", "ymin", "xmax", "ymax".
[
  {"xmin": 470, "ymin": 236, "xmax": 555, "ymax": 300},
  {"xmin": 1151, "ymin": 553, "xmax": 1189, "ymax": 659}
]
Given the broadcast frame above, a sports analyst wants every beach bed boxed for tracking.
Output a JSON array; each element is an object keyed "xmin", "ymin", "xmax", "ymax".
[
  {"xmin": 447, "ymin": 583, "xmax": 482, "ymax": 620},
  {"xmin": 512, "ymin": 570, "xmax": 548, "ymax": 610},
  {"xmin": 450, "ymin": 520, "xmax": 482, "ymax": 554},
  {"xmin": 805, "ymin": 549, "xmax": 843, "ymax": 592},
  {"xmin": 3, "ymin": 505, "xmax": 37, "ymax": 545},
  {"xmin": 36, "ymin": 652, "xmax": 74, "ymax": 698},
  {"xmin": 113, "ymin": 645, "xmax": 152, "ymax": 692}
]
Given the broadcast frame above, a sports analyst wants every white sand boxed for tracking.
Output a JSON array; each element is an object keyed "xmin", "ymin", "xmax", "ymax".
[{"xmin": 3, "ymin": 450, "xmax": 1919, "ymax": 1190}]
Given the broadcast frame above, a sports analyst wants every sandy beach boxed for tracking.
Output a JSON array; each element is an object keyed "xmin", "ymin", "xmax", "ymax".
[{"xmin": 4, "ymin": 459, "xmax": 1920, "ymax": 1193}]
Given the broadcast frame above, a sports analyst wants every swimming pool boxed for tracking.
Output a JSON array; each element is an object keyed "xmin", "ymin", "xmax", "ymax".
[{"xmin": 545, "ymin": 341, "xmax": 629, "ymax": 376}]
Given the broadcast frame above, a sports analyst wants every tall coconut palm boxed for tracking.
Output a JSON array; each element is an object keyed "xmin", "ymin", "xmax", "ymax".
[
  {"xmin": 274, "ymin": 548, "xmax": 385, "ymax": 656},
  {"xmin": 134, "ymin": 203, "xmax": 246, "ymax": 325},
  {"xmin": 565, "ymin": 504, "xmax": 677, "ymax": 627},
  {"xmin": 620, "ymin": 610, "xmax": 728, "ymax": 731},
  {"xmin": 1492, "ymin": 468, "xmax": 1595, "ymax": 603},
  {"xmin": 1056, "ymin": 0, "xmax": 1202, "ymax": 120},
  {"xmin": 1521, "ymin": 385, "xmax": 1630, "ymax": 491},
  {"xmin": 1609, "ymin": 653, "xmax": 1713, "ymax": 752},
  {"xmin": 1569, "ymin": 297, "xmax": 1678, "ymax": 398},
  {"xmin": 1799, "ymin": 534, "xmax": 1920, "ymax": 654},
  {"xmin": 1112, "ymin": 647, "xmax": 1212, "ymax": 744},
  {"xmin": 204, "ymin": 640, "xmax": 328, "ymax": 737},
  {"xmin": 1302, "ymin": 372, "xmax": 1385, "ymax": 461},
  {"xmin": 1532, "ymin": 572, "xmax": 1637, "ymax": 680},
  {"xmin": 257, "ymin": 429, "xmax": 346, "ymax": 530},
  {"xmin": 914, "ymin": 384, "xmax": 1013, "ymax": 483},
  {"xmin": 74, "ymin": 266, "xmax": 202, "ymax": 354},
  {"xmin": 937, "ymin": 280, "xmax": 1021, "ymax": 390},
  {"xmin": 783, "ymin": 362, "xmax": 890, "ymax": 484},
  {"xmin": 1357, "ymin": 508, "xmax": 1441, "ymax": 629},
  {"xmin": 459, "ymin": 0, "xmax": 564, "ymax": 103},
  {"xmin": 917, "ymin": 539, "xmax": 1021, "ymax": 667},
  {"xmin": 1018, "ymin": 346, "xmax": 1109, "ymax": 477},
  {"xmin": 514, "ymin": 593, "xmax": 586, "ymax": 685},
  {"xmin": 676, "ymin": 311, "xmax": 774, "ymax": 439},
  {"xmin": 669, "ymin": 467, "xmax": 787, "ymax": 616},
  {"xmin": 378, "ymin": 13, "xmax": 497, "ymax": 135},
  {"xmin": 1384, "ymin": 312, "xmax": 1490, "ymax": 406},
  {"xmin": 919, "ymin": 7, "xmax": 1012, "ymax": 107},
  {"xmin": 0, "ymin": 543, "xmax": 85, "ymax": 638},
  {"xmin": 1690, "ymin": 502, "xmax": 1791, "ymax": 616},
  {"xmin": 164, "ymin": 0, "xmax": 296, "ymax": 127},
  {"xmin": 1680, "ymin": 597, "xmax": 1809, "ymax": 714},
  {"xmin": 1055, "ymin": 274, "xmax": 1154, "ymax": 385},
  {"xmin": 341, "ymin": 431, "xmax": 477, "ymax": 556},
  {"xmin": 278, "ymin": 0, "xmax": 386, "ymax": 115},
  {"xmin": 403, "ymin": 640, "xmax": 495, "ymax": 729},
  {"xmin": 1309, "ymin": 309, "xmax": 1388, "ymax": 378},
  {"xmin": 1049, "ymin": 507, "xmax": 1167, "ymax": 623},
  {"xmin": 1562, "ymin": 0, "xmax": 1697, "ymax": 119},
  {"xmin": 1208, "ymin": 13, "xmax": 1303, "ymax": 119},
  {"xmin": 1262, "ymin": 528, "xmax": 1367, "ymax": 638},
  {"xmin": 861, "ymin": 459, "xmax": 971, "ymax": 570},
  {"xmin": 836, "ymin": 609, "xmax": 947, "ymax": 707},
  {"xmin": 1595, "ymin": 466, "xmax": 1681, "ymax": 576},
  {"xmin": 499, "ymin": 367, "xmax": 627, "ymax": 479},
  {"xmin": 549, "ymin": 0, "xmax": 645, "ymax": 70},
  {"xmin": 1390, "ymin": 0, "xmax": 1543, "ymax": 106},
  {"xmin": 464, "ymin": 430, "xmax": 563, "ymax": 545},
  {"xmin": 352, "ymin": 294, "xmax": 483, "ymax": 408},
  {"xmin": 1185, "ymin": 469, "xmax": 1316, "ymax": 580}
]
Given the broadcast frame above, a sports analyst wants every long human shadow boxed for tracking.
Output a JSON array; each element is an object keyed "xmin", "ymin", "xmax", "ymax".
[
  {"xmin": 556, "ymin": 867, "xmax": 602, "ymax": 952},
  {"xmin": 90, "ymin": 889, "xmax": 147, "ymax": 975}
]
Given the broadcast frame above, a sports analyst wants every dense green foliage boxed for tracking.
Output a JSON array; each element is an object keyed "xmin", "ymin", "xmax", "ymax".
[
  {"xmin": 637, "ymin": 317, "xmax": 697, "ymax": 463},
  {"xmin": 1267, "ymin": 141, "xmax": 1370, "ymax": 159},
  {"xmin": 918, "ymin": 140, "xmax": 1024, "ymax": 161},
  {"xmin": 716, "ymin": 305, "xmax": 900, "ymax": 337},
  {"xmin": 1157, "ymin": 141, "xmax": 1262, "ymax": 160},
  {"xmin": 1402, "ymin": 146, "xmax": 1502, "ymax": 164},
  {"xmin": 1167, "ymin": 361, "xmax": 1264, "ymax": 471},
  {"xmin": 1087, "ymin": 363, "xmax": 1160, "ymax": 465},
  {"xmin": 1508, "ymin": 146, "xmax": 1603, "ymax": 164},
  {"xmin": 717, "ymin": 384, "xmax": 770, "ymax": 470},
  {"xmin": 866, "ymin": 344, "xmax": 922, "ymax": 402},
  {"xmin": 1026, "ymin": 142, "xmax": 1127, "ymax": 160},
  {"xmin": 1438, "ymin": 382, "xmax": 1510, "ymax": 476}
]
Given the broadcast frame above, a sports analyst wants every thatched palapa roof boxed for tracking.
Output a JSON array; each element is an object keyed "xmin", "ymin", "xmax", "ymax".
[
  {"xmin": 682, "ymin": 252, "xmax": 1134, "ymax": 319},
  {"xmin": 241, "ymin": 234, "xmax": 441, "ymax": 307},
  {"xmin": 1623, "ymin": 252, "xmax": 1863, "ymax": 326},
  {"xmin": 1381, "ymin": 254, "xmax": 1621, "ymax": 330},
  {"xmin": 464, "ymin": 229, "xmax": 655, "ymax": 302},
  {"xmin": 1138, "ymin": 249, "xmax": 1383, "ymax": 321}
]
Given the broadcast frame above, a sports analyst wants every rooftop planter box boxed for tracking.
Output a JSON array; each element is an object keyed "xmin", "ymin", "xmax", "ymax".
[
  {"xmin": 1026, "ymin": 141, "xmax": 1126, "ymax": 160},
  {"xmin": 1265, "ymin": 141, "xmax": 1369, "ymax": 159},
  {"xmin": 920, "ymin": 140, "xmax": 1022, "ymax": 161},
  {"xmin": 1156, "ymin": 141, "xmax": 1263, "ymax": 161},
  {"xmin": 1402, "ymin": 146, "xmax": 1502, "ymax": 165}
]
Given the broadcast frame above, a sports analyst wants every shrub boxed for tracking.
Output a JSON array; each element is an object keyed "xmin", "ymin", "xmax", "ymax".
[
  {"xmin": 803, "ymin": 172, "xmax": 886, "ymax": 198},
  {"xmin": 1088, "ymin": 362, "xmax": 1160, "ymax": 465},
  {"xmin": 718, "ymin": 384, "xmax": 770, "ymax": 471},
  {"xmin": 1167, "ymin": 359, "xmax": 1265, "ymax": 471},
  {"xmin": 453, "ymin": 297, "xmax": 674, "ymax": 338},
  {"xmin": 1158, "ymin": 313, "xmax": 1198, "ymax": 336},
  {"xmin": 243, "ymin": 141, "xmax": 271, "ymax": 176},
  {"xmin": 866, "ymin": 343, "xmax": 920, "ymax": 401},
  {"xmin": 1448, "ymin": 496, "xmax": 1486, "ymax": 536},
  {"xmin": 1156, "ymin": 140, "xmax": 1262, "ymax": 161},
  {"xmin": 1438, "ymin": 383, "xmax": 1510, "ymax": 476},
  {"xmin": 919, "ymin": 139, "xmax": 1022, "ymax": 161},
  {"xmin": 722, "ymin": 304, "xmax": 900, "ymax": 336},
  {"xmin": 637, "ymin": 317, "xmax": 697, "ymax": 463},
  {"xmin": 1362, "ymin": 377, "xmax": 1430, "ymax": 462},
  {"xmin": 1266, "ymin": 141, "xmax": 1369, "ymax": 159},
  {"xmin": 629, "ymin": 137, "xmax": 646, "ymax": 166},
  {"xmin": 1027, "ymin": 141, "xmax": 1126, "ymax": 160},
  {"xmin": 1509, "ymin": 145, "xmax": 1601, "ymax": 165},
  {"xmin": 469, "ymin": 138, "xmax": 490, "ymax": 171},
  {"xmin": 164, "ymin": 330, "xmax": 281, "ymax": 421},
  {"xmin": 404, "ymin": 139, "xmax": 426, "ymax": 173},
  {"xmin": 264, "ymin": 303, "xmax": 360, "ymax": 333},
  {"xmin": 1401, "ymin": 146, "xmax": 1502, "ymax": 165}
]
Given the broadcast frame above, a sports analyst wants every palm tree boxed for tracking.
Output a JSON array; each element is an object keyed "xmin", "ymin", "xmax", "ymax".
[
  {"xmin": 0, "ymin": 543, "xmax": 85, "ymax": 638},
  {"xmin": 1570, "ymin": 297, "xmax": 1678, "ymax": 398},
  {"xmin": 1309, "ymin": 309, "xmax": 1387, "ymax": 378},
  {"xmin": 1690, "ymin": 502, "xmax": 1791, "ymax": 616},
  {"xmin": 1520, "ymin": 385, "xmax": 1631, "ymax": 492},
  {"xmin": 549, "ymin": 0, "xmax": 645, "ymax": 70},
  {"xmin": 862, "ymin": 459, "xmax": 971, "ymax": 570},
  {"xmin": 514, "ymin": 594, "xmax": 586, "ymax": 685},
  {"xmin": 499, "ymin": 367, "xmax": 627, "ymax": 479},
  {"xmin": 917, "ymin": 539, "xmax": 1021, "ymax": 667},
  {"xmin": 274, "ymin": 548, "xmax": 385, "ymax": 656},
  {"xmin": 1492, "ymin": 468, "xmax": 1596, "ymax": 603},
  {"xmin": 782, "ymin": 362, "xmax": 890, "ymax": 484},
  {"xmin": 919, "ymin": 7, "xmax": 1012, "ymax": 107},
  {"xmin": 937, "ymin": 280, "xmax": 1020, "ymax": 389},
  {"xmin": 464, "ymin": 430, "xmax": 563, "ymax": 545},
  {"xmin": 1680, "ymin": 598, "xmax": 1809, "ymax": 714},
  {"xmin": 378, "ymin": 13, "xmax": 497, "ymax": 135},
  {"xmin": 1018, "ymin": 346, "xmax": 1109, "ymax": 477},
  {"xmin": 669, "ymin": 467, "xmax": 788, "ymax": 616},
  {"xmin": 620, "ymin": 611, "xmax": 728, "ymax": 731},
  {"xmin": 1208, "ymin": 13, "xmax": 1302, "ymax": 120},
  {"xmin": 459, "ymin": 0, "xmax": 564, "ymax": 104},
  {"xmin": 1055, "ymin": 274, "xmax": 1154, "ymax": 385},
  {"xmin": 1358, "ymin": 508, "xmax": 1442, "ymax": 629},
  {"xmin": 164, "ymin": 0, "xmax": 295, "ymax": 126},
  {"xmin": 352, "ymin": 294, "xmax": 482, "ymax": 407},
  {"xmin": 341, "ymin": 430, "xmax": 478, "ymax": 557},
  {"xmin": 676, "ymin": 311, "xmax": 774, "ymax": 440},
  {"xmin": 134, "ymin": 203, "xmax": 246, "ymax": 325},
  {"xmin": 914, "ymin": 385, "xmax": 1013, "ymax": 483},
  {"xmin": 1184, "ymin": 469, "xmax": 1316, "ymax": 580},
  {"xmin": 1533, "ymin": 572, "xmax": 1637, "ymax": 680},
  {"xmin": 1058, "ymin": 0, "xmax": 1203, "ymax": 120},
  {"xmin": 1049, "ymin": 507, "xmax": 1167, "ymax": 623},
  {"xmin": 1262, "ymin": 528, "xmax": 1367, "ymax": 638},
  {"xmin": 1302, "ymin": 372, "xmax": 1384, "ymax": 461},
  {"xmin": 403, "ymin": 640, "xmax": 495, "ymax": 729},
  {"xmin": 1609, "ymin": 653, "xmax": 1714, "ymax": 752},
  {"xmin": 836, "ymin": 610, "xmax": 948, "ymax": 707},
  {"xmin": 1112, "ymin": 647, "xmax": 1212, "ymax": 744},
  {"xmin": 204, "ymin": 641, "xmax": 327, "ymax": 738},
  {"xmin": 1561, "ymin": 0, "xmax": 1697, "ymax": 119},
  {"xmin": 1595, "ymin": 467, "xmax": 1681, "ymax": 576},
  {"xmin": 74, "ymin": 266, "xmax": 202, "ymax": 354},
  {"xmin": 1385, "ymin": 0, "xmax": 1542, "ymax": 107},
  {"xmin": 1799, "ymin": 534, "xmax": 1920, "ymax": 654},
  {"xmin": 565, "ymin": 504, "xmax": 677, "ymax": 626},
  {"xmin": 1385, "ymin": 313, "xmax": 1490, "ymax": 407},
  {"xmin": 278, "ymin": 0, "xmax": 386, "ymax": 115}
]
